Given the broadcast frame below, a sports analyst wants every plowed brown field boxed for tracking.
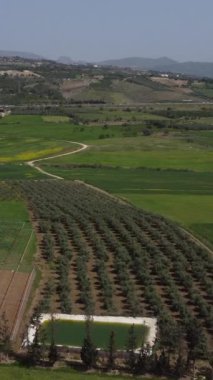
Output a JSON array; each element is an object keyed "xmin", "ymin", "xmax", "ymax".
[{"xmin": 0, "ymin": 270, "xmax": 31, "ymax": 337}]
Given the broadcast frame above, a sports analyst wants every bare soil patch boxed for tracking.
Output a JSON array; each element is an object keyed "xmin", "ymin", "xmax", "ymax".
[
  {"xmin": 61, "ymin": 77, "xmax": 102, "ymax": 99},
  {"xmin": 0, "ymin": 270, "xmax": 31, "ymax": 335},
  {"xmin": 151, "ymin": 76, "xmax": 189, "ymax": 87}
]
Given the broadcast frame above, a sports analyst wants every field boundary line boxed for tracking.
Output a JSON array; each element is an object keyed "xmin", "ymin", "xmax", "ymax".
[
  {"xmin": 1, "ymin": 222, "xmax": 25, "ymax": 267},
  {"xmin": 0, "ymin": 230, "xmax": 34, "ymax": 320},
  {"xmin": 10, "ymin": 268, "xmax": 36, "ymax": 341},
  {"xmin": 27, "ymin": 141, "xmax": 88, "ymax": 179},
  {"xmin": 16, "ymin": 229, "xmax": 34, "ymax": 272}
]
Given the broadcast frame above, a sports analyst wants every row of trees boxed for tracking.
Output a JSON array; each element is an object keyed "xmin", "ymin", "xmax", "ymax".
[
  {"xmin": 18, "ymin": 180, "xmax": 213, "ymax": 361},
  {"xmin": 0, "ymin": 310, "xmax": 211, "ymax": 378},
  {"xmin": 25, "ymin": 315, "xmax": 212, "ymax": 378}
]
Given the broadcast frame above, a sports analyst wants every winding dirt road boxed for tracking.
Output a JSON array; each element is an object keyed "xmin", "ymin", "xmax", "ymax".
[{"xmin": 27, "ymin": 141, "xmax": 88, "ymax": 179}]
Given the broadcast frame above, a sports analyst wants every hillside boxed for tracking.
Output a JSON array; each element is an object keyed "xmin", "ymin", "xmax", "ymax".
[
  {"xmin": 0, "ymin": 57, "xmax": 209, "ymax": 105},
  {"xmin": 101, "ymin": 57, "xmax": 177, "ymax": 70},
  {"xmin": 2, "ymin": 51, "xmax": 213, "ymax": 79},
  {"xmin": 0, "ymin": 50, "xmax": 43, "ymax": 60},
  {"xmin": 62, "ymin": 74, "xmax": 201, "ymax": 104},
  {"xmin": 101, "ymin": 57, "xmax": 213, "ymax": 79}
]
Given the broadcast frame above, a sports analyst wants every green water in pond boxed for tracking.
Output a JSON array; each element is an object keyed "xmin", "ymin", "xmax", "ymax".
[{"xmin": 41, "ymin": 320, "xmax": 149, "ymax": 349}]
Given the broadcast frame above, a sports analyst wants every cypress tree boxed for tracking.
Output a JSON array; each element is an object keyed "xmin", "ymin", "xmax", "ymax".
[
  {"xmin": 81, "ymin": 319, "xmax": 98, "ymax": 369},
  {"xmin": 126, "ymin": 324, "xmax": 137, "ymax": 373},
  {"xmin": 107, "ymin": 331, "xmax": 116, "ymax": 370}
]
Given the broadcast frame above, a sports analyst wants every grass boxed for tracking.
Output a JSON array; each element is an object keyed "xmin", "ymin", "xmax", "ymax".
[
  {"xmin": 49, "ymin": 147, "xmax": 213, "ymax": 172},
  {"xmin": 1, "ymin": 115, "xmax": 212, "ymax": 171},
  {"xmin": 40, "ymin": 166, "xmax": 213, "ymax": 195},
  {"xmin": 71, "ymin": 109, "xmax": 169, "ymax": 123},
  {"xmin": 0, "ymin": 200, "xmax": 29, "ymax": 220},
  {"xmin": 0, "ymin": 200, "xmax": 35, "ymax": 272},
  {"xmin": 48, "ymin": 134, "xmax": 213, "ymax": 172},
  {"xmin": 0, "ymin": 164, "xmax": 46, "ymax": 180},
  {"xmin": 41, "ymin": 320, "xmax": 148, "ymax": 350},
  {"xmin": 0, "ymin": 139, "xmax": 74, "ymax": 163},
  {"xmin": 0, "ymin": 365, "xmax": 160, "ymax": 380},
  {"xmin": 42, "ymin": 116, "xmax": 70, "ymax": 123},
  {"xmin": 190, "ymin": 223, "xmax": 213, "ymax": 246},
  {"xmin": 70, "ymin": 77, "xmax": 201, "ymax": 104},
  {"xmin": 194, "ymin": 88, "xmax": 213, "ymax": 98},
  {"xmin": 0, "ymin": 115, "xmax": 80, "ymax": 163},
  {"xmin": 17, "ymin": 230, "xmax": 37, "ymax": 272},
  {"xmin": 0, "ymin": 115, "xmax": 122, "ymax": 143},
  {"xmin": 121, "ymin": 193, "xmax": 213, "ymax": 224}
]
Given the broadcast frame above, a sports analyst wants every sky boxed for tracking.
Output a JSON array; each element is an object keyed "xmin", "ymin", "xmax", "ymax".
[{"xmin": 0, "ymin": 0, "xmax": 213, "ymax": 62}]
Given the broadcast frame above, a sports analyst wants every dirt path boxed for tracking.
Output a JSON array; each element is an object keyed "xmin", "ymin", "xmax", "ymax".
[
  {"xmin": 27, "ymin": 141, "xmax": 88, "ymax": 179},
  {"xmin": 180, "ymin": 228, "xmax": 213, "ymax": 256}
]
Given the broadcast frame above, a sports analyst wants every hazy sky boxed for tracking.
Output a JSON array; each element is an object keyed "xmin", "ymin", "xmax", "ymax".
[{"xmin": 1, "ymin": 0, "xmax": 213, "ymax": 62}]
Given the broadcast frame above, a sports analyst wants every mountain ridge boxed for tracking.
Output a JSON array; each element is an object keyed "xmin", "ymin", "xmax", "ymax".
[
  {"xmin": 100, "ymin": 56, "xmax": 178, "ymax": 69},
  {"xmin": 1, "ymin": 50, "xmax": 213, "ymax": 78},
  {"xmin": 99, "ymin": 56, "xmax": 213, "ymax": 78},
  {"xmin": 0, "ymin": 50, "xmax": 43, "ymax": 60}
]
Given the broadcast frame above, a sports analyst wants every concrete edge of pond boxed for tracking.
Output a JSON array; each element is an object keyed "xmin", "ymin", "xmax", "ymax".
[{"xmin": 25, "ymin": 313, "xmax": 158, "ymax": 350}]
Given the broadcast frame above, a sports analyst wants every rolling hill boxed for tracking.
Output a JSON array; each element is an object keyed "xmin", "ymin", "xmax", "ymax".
[
  {"xmin": 100, "ymin": 57, "xmax": 213, "ymax": 79},
  {"xmin": 0, "ymin": 50, "xmax": 43, "ymax": 60}
]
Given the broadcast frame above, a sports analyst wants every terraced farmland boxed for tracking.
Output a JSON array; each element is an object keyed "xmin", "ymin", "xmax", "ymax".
[{"xmin": 19, "ymin": 180, "xmax": 213, "ymax": 356}]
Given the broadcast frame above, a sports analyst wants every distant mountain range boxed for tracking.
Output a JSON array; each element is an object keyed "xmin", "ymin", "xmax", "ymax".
[
  {"xmin": 100, "ymin": 57, "xmax": 213, "ymax": 79},
  {"xmin": 57, "ymin": 56, "xmax": 75, "ymax": 65},
  {"xmin": 0, "ymin": 50, "xmax": 43, "ymax": 60},
  {"xmin": 1, "ymin": 50, "xmax": 213, "ymax": 78},
  {"xmin": 0, "ymin": 50, "xmax": 87, "ymax": 65},
  {"xmin": 101, "ymin": 57, "xmax": 176, "ymax": 70}
]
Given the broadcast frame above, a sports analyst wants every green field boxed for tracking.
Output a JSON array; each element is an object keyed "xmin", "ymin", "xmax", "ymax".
[
  {"xmin": 0, "ymin": 114, "xmax": 212, "ymax": 246},
  {"xmin": 1, "ymin": 115, "xmax": 213, "ymax": 171},
  {"xmin": 0, "ymin": 115, "xmax": 79, "ymax": 163},
  {"xmin": 0, "ymin": 115, "xmax": 123, "ymax": 146},
  {"xmin": 41, "ymin": 166, "xmax": 213, "ymax": 195},
  {"xmin": 0, "ymin": 164, "xmax": 45, "ymax": 180},
  {"xmin": 48, "ymin": 134, "xmax": 213, "ymax": 172},
  {"xmin": 0, "ymin": 140, "xmax": 70, "ymax": 163},
  {"xmin": 67, "ymin": 108, "xmax": 169, "ymax": 123},
  {"xmin": 0, "ymin": 200, "xmax": 35, "ymax": 272},
  {"xmin": 42, "ymin": 116, "xmax": 70, "ymax": 123},
  {"xmin": 42, "ymin": 320, "xmax": 148, "ymax": 350},
  {"xmin": 0, "ymin": 366, "xmax": 160, "ymax": 380}
]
